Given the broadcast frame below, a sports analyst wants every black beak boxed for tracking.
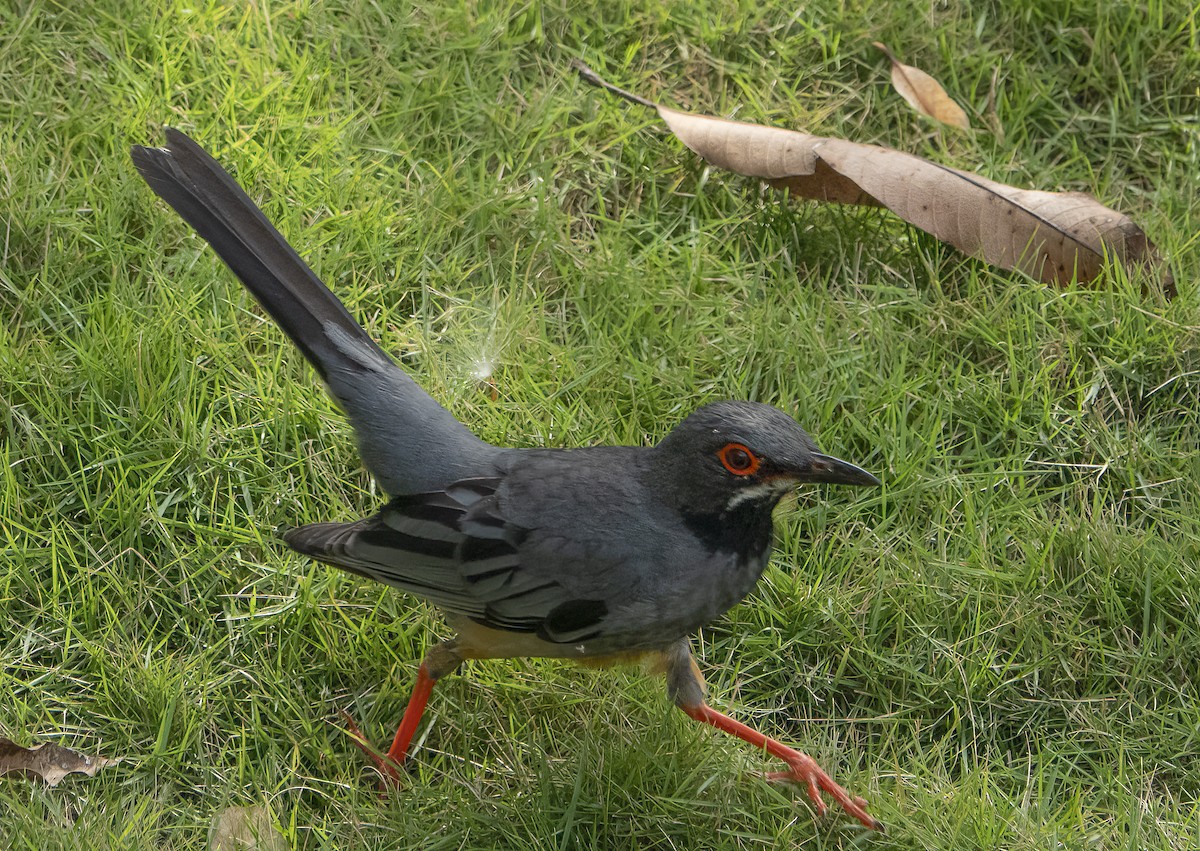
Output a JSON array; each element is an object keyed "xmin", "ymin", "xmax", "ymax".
[{"xmin": 801, "ymin": 453, "xmax": 881, "ymax": 487}]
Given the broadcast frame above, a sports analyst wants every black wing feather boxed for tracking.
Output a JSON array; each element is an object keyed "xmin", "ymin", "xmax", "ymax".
[{"xmin": 284, "ymin": 478, "xmax": 596, "ymax": 640}]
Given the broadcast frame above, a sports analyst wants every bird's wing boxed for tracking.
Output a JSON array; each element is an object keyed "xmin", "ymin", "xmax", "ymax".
[{"xmin": 284, "ymin": 478, "xmax": 610, "ymax": 644}]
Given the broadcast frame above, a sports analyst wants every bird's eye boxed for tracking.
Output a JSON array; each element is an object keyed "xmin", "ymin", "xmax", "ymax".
[{"xmin": 718, "ymin": 442, "xmax": 760, "ymax": 476}]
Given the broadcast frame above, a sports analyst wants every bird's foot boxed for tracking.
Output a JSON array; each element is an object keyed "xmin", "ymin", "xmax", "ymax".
[
  {"xmin": 340, "ymin": 709, "xmax": 404, "ymax": 788},
  {"xmin": 764, "ymin": 751, "xmax": 881, "ymax": 832},
  {"xmin": 678, "ymin": 697, "xmax": 881, "ymax": 831},
  {"xmin": 338, "ymin": 664, "xmax": 438, "ymax": 791}
]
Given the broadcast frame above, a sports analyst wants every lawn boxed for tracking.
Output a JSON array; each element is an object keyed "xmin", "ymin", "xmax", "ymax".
[{"xmin": 2, "ymin": 1, "xmax": 1198, "ymax": 848}]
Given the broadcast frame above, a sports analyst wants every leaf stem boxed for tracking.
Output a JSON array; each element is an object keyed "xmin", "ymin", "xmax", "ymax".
[{"xmin": 572, "ymin": 60, "xmax": 660, "ymax": 111}]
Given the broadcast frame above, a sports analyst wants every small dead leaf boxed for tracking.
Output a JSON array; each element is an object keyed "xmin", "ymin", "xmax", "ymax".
[
  {"xmin": 873, "ymin": 42, "xmax": 970, "ymax": 130},
  {"xmin": 575, "ymin": 62, "xmax": 1172, "ymax": 296},
  {"xmin": 0, "ymin": 736, "xmax": 119, "ymax": 787},
  {"xmin": 209, "ymin": 804, "xmax": 286, "ymax": 851}
]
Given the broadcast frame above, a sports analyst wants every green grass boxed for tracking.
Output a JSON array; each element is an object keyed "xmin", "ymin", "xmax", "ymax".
[{"xmin": 2, "ymin": 0, "xmax": 1198, "ymax": 847}]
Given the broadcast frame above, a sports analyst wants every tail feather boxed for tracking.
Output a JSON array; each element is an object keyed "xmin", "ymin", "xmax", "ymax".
[
  {"xmin": 130, "ymin": 128, "xmax": 388, "ymax": 378},
  {"xmin": 132, "ymin": 128, "xmax": 500, "ymax": 495}
]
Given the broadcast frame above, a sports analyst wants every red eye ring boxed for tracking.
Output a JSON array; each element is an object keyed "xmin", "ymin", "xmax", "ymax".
[{"xmin": 718, "ymin": 442, "xmax": 760, "ymax": 476}]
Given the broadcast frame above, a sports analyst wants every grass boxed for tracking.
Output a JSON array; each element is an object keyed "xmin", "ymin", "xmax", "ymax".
[{"xmin": 2, "ymin": 0, "xmax": 1198, "ymax": 847}]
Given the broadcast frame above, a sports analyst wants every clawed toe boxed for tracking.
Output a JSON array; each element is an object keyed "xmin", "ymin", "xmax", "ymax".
[
  {"xmin": 340, "ymin": 709, "xmax": 404, "ymax": 788},
  {"xmin": 768, "ymin": 755, "xmax": 881, "ymax": 831}
]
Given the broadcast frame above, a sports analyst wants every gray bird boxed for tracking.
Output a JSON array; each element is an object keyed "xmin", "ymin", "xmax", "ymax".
[{"xmin": 131, "ymin": 128, "xmax": 883, "ymax": 831}]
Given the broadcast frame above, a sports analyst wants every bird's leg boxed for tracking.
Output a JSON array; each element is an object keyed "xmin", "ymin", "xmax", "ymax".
[
  {"xmin": 343, "ymin": 638, "xmax": 463, "ymax": 785},
  {"xmin": 663, "ymin": 640, "xmax": 881, "ymax": 832}
]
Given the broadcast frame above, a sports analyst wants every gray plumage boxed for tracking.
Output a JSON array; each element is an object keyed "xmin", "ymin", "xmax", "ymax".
[
  {"xmin": 131, "ymin": 128, "xmax": 495, "ymax": 494},
  {"xmin": 130, "ymin": 128, "xmax": 879, "ymax": 660},
  {"xmin": 131, "ymin": 129, "xmax": 889, "ymax": 830}
]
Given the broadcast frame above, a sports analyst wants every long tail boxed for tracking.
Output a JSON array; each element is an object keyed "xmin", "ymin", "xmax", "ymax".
[
  {"xmin": 131, "ymin": 128, "xmax": 498, "ymax": 494},
  {"xmin": 131, "ymin": 128, "xmax": 390, "ymax": 380}
]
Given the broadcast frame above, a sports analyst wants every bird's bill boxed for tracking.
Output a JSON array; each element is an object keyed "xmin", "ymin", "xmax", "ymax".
[{"xmin": 803, "ymin": 453, "xmax": 881, "ymax": 487}]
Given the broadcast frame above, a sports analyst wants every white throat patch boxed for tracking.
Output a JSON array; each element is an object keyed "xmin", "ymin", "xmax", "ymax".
[{"xmin": 724, "ymin": 479, "xmax": 793, "ymax": 511}]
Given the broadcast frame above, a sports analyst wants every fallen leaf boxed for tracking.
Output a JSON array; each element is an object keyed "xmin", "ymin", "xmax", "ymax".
[
  {"xmin": 209, "ymin": 804, "xmax": 286, "ymax": 851},
  {"xmin": 575, "ymin": 62, "xmax": 1173, "ymax": 296},
  {"xmin": 873, "ymin": 42, "xmax": 970, "ymax": 130},
  {"xmin": 0, "ymin": 736, "xmax": 119, "ymax": 786}
]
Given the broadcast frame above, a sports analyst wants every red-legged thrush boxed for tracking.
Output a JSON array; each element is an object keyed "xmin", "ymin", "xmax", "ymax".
[{"xmin": 131, "ymin": 129, "xmax": 883, "ymax": 830}]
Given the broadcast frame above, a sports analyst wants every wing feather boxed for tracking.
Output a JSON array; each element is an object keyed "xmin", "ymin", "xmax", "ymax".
[{"xmin": 283, "ymin": 477, "xmax": 605, "ymax": 641}]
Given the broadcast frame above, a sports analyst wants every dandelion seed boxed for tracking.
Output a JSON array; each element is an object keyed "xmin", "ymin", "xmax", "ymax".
[
  {"xmin": 470, "ymin": 355, "xmax": 499, "ymax": 401},
  {"xmin": 471, "ymin": 356, "xmax": 495, "ymax": 382}
]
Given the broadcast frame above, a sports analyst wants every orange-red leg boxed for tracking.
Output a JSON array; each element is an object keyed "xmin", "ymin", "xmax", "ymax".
[
  {"xmin": 680, "ymin": 701, "xmax": 881, "ymax": 831},
  {"xmin": 343, "ymin": 662, "xmax": 436, "ymax": 784},
  {"xmin": 342, "ymin": 631, "xmax": 475, "ymax": 786},
  {"xmin": 385, "ymin": 663, "xmax": 436, "ymax": 764}
]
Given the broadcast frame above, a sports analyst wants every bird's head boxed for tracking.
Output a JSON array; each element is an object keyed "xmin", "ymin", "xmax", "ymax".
[{"xmin": 650, "ymin": 401, "xmax": 879, "ymax": 538}]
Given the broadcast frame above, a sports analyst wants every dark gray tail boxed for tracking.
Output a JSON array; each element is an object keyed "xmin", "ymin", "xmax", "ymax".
[
  {"xmin": 130, "ymin": 128, "xmax": 389, "ymax": 380},
  {"xmin": 131, "ymin": 128, "xmax": 500, "ymax": 495}
]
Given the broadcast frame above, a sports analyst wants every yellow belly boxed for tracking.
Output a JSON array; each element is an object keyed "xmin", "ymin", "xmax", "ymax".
[{"xmin": 448, "ymin": 616, "xmax": 666, "ymax": 670}]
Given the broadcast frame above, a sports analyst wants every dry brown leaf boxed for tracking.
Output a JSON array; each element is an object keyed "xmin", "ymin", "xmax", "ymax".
[
  {"xmin": 575, "ymin": 62, "xmax": 1172, "ymax": 296},
  {"xmin": 873, "ymin": 42, "xmax": 970, "ymax": 130},
  {"xmin": 0, "ymin": 736, "xmax": 119, "ymax": 786},
  {"xmin": 209, "ymin": 805, "xmax": 286, "ymax": 850}
]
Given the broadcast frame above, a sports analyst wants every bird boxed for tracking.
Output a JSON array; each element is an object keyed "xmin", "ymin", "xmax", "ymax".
[{"xmin": 130, "ymin": 128, "xmax": 883, "ymax": 831}]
